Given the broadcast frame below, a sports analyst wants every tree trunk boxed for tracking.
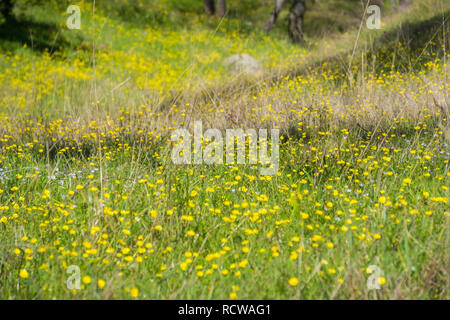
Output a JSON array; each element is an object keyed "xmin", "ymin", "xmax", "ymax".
[
  {"xmin": 264, "ymin": 0, "xmax": 287, "ymax": 31},
  {"xmin": 368, "ymin": 0, "xmax": 383, "ymax": 6},
  {"xmin": 216, "ymin": 0, "xmax": 226, "ymax": 17},
  {"xmin": 203, "ymin": 0, "xmax": 215, "ymax": 15},
  {"xmin": 390, "ymin": 0, "xmax": 411, "ymax": 9},
  {"xmin": 289, "ymin": 0, "xmax": 306, "ymax": 43},
  {"xmin": 399, "ymin": 0, "xmax": 411, "ymax": 7}
]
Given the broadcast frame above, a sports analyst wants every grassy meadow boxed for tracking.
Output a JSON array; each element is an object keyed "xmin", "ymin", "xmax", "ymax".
[{"xmin": 0, "ymin": 0, "xmax": 449, "ymax": 299}]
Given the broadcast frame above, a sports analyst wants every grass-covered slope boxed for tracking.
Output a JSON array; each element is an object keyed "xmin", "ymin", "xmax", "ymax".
[{"xmin": 0, "ymin": 0, "xmax": 448, "ymax": 299}]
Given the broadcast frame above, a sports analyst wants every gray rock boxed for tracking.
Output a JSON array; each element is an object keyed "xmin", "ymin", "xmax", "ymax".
[{"xmin": 224, "ymin": 53, "xmax": 262, "ymax": 75}]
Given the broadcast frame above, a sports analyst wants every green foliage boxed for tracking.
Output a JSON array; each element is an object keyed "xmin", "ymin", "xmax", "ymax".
[{"xmin": 0, "ymin": 0, "xmax": 448, "ymax": 300}]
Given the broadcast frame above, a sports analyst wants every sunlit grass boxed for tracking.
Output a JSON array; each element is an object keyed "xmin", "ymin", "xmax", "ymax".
[{"xmin": 0, "ymin": 0, "xmax": 448, "ymax": 299}]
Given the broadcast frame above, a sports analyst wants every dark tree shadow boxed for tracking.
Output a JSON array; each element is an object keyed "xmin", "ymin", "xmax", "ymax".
[
  {"xmin": 0, "ymin": 14, "xmax": 76, "ymax": 53},
  {"xmin": 284, "ymin": 9, "xmax": 450, "ymax": 82},
  {"xmin": 366, "ymin": 11, "xmax": 450, "ymax": 73}
]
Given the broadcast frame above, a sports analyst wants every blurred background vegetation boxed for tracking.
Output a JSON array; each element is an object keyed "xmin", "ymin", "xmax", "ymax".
[
  {"xmin": 0, "ymin": 0, "xmax": 447, "ymax": 116},
  {"xmin": 0, "ymin": 0, "xmax": 412, "ymax": 50}
]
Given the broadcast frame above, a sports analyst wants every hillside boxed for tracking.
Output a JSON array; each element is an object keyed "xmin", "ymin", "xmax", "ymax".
[{"xmin": 0, "ymin": 0, "xmax": 448, "ymax": 300}]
